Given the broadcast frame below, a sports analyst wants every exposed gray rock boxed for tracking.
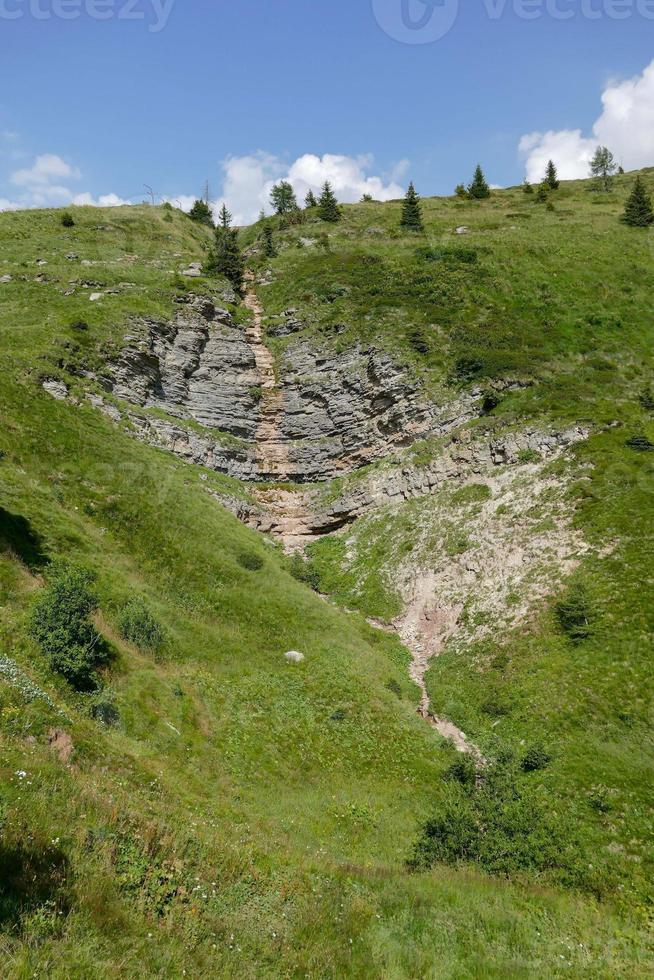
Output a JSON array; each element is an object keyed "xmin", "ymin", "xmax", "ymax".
[
  {"xmin": 104, "ymin": 301, "xmax": 483, "ymax": 483},
  {"xmin": 227, "ymin": 426, "xmax": 589, "ymax": 544},
  {"xmin": 42, "ymin": 379, "xmax": 69, "ymax": 401},
  {"xmin": 267, "ymin": 312, "xmax": 304, "ymax": 337},
  {"xmin": 0, "ymin": 274, "xmax": 12, "ymax": 283}
]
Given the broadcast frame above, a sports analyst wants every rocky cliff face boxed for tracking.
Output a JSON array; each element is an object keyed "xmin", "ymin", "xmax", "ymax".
[
  {"xmin": 218, "ymin": 425, "xmax": 588, "ymax": 548},
  {"xmin": 104, "ymin": 293, "xmax": 482, "ymax": 484}
]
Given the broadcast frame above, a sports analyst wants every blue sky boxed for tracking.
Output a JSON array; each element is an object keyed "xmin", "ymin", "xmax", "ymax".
[{"xmin": 1, "ymin": 0, "xmax": 653, "ymax": 221}]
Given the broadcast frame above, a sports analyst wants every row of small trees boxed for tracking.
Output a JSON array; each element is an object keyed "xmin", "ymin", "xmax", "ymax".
[
  {"xmin": 194, "ymin": 151, "xmax": 653, "ymax": 292},
  {"xmin": 522, "ymin": 150, "xmax": 653, "ymax": 225},
  {"xmin": 270, "ymin": 180, "xmax": 341, "ymax": 222}
]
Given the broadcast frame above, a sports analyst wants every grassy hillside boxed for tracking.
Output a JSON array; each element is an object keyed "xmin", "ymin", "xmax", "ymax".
[{"xmin": 0, "ymin": 187, "xmax": 653, "ymax": 976}]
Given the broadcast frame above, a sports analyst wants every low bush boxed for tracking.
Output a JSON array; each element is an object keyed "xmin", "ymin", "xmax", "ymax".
[
  {"xmin": 118, "ymin": 598, "xmax": 165, "ymax": 653},
  {"xmin": 60, "ymin": 212, "xmax": 74, "ymax": 228},
  {"xmin": 237, "ymin": 552, "xmax": 264, "ymax": 572},
  {"xmin": 639, "ymin": 387, "xmax": 654, "ymax": 412},
  {"xmin": 29, "ymin": 561, "xmax": 106, "ymax": 690},
  {"xmin": 443, "ymin": 756, "xmax": 477, "ymax": 787},
  {"xmin": 625, "ymin": 434, "xmax": 654, "ymax": 452},
  {"xmin": 555, "ymin": 583, "xmax": 594, "ymax": 643},
  {"xmin": 289, "ymin": 554, "xmax": 321, "ymax": 590},
  {"xmin": 521, "ymin": 743, "xmax": 552, "ymax": 772},
  {"xmin": 409, "ymin": 760, "xmax": 584, "ymax": 883},
  {"xmin": 417, "ymin": 245, "xmax": 478, "ymax": 265}
]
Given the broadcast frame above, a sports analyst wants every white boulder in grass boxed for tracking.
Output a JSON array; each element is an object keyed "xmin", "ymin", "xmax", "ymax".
[{"xmin": 284, "ymin": 650, "xmax": 305, "ymax": 664}]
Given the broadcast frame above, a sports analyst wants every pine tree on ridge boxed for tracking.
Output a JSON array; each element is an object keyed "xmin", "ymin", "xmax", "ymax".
[
  {"xmin": 400, "ymin": 181, "xmax": 423, "ymax": 231},
  {"xmin": 621, "ymin": 175, "xmax": 654, "ymax": 227}
]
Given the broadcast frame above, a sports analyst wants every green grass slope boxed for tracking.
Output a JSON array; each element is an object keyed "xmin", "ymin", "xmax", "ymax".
[{"xmin": 0, "ymin": 194, "xmax": 652, "ymax": 976}]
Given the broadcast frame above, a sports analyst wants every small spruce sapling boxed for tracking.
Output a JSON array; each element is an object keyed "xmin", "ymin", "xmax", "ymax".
[
  {"xmin": 318, "ymin": 181, "xmax": 341, "ymax": 223},
  {"xmin": 621, "ymin": 176, "xmax": 654, "ymax": 227},
  {"xmin": 467, "ymin": 165, "xmax": 491, "ymax": 200},
  {"xmin": 544, "ymin": 160, "xmax": 560, "ymax": 190},
  {"xmin": 188, "ymin": 199, "xmax": 214, "ymax": 227},
  {"xmin": 262, "ymin": 224, "xmax": 277, "ymax": 258},
  {"xmin": 206, "ymin": 204, "xmax": 245, "ymax": 294},
  {"xmin": 400, "ymin": 181, "xmax": 424, "ymax": 231}
]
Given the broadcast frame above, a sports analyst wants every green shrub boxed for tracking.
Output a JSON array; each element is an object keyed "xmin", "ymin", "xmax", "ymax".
[
  {"xmin": 407, "ymin": 326, "xmax": 430, "ymax": 355},
  {"xmin": 521, "ymin": 744, "xmax": 552, "ymax": 772},
  {"xmin": 289, "ymin": 555, "xmax": 320, "ymax": 590},
  {"xmin": 29, "ymin": 561, "xmax": 106, "ymax": 690},
  {"xmin": 409, "ymin": 761, "xmax": 582, "ymax": 882},
  {"xmin": 555, "ymin": 583, "xmax": 593, "ymax": 643},
  {"xmin": 418, "ymin": 245, "xmax": 478, "ymax": 265},
  {"xmin": 386, "ymin": 678, "xmax": 402, "ymax": 699},
  {"xmin": 443, "ymin": 756, "xmax": 477, "ymax": 787},
  {"xmin": 238, "ymin": 552, "xmax": 264, "ymax": 572},
  {"xmin": 638, "ymin": 387, "xmax": 654, "ymax": 412},
  {"xmin": 625, "ymin": 434, "xmax": 654, "ymax": 452},
  {"xmin": 118, "ymin": 598, "xmax": 165, "ymax": 653},
  {"xmin": 453, "ymin": 355, "xmax": 484, "ymax": 382},
  {"xmin": 60, "ymin": 212, "xmax": 74, "ymax": 228}
]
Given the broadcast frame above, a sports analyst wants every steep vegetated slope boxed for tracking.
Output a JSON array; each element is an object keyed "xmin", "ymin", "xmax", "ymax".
[{"xmin": 0, "ymin": 178, "xmax": 653, "ymax": 977}]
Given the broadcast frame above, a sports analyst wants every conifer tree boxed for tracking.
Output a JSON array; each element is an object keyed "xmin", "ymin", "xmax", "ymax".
[
  {"xmin": 467, "ymin": 165, "xmax": 491, "ymax": 199},
  {"xmin": 361, "ymin": 193, "xmax": 374, "ymax": 203},
  {"xmin": 522, "ymin": 179, "xmax": 534, "ymax": 195},
  {"xmin": 455, "ymin": 183, "xmax": 467, "ymax": 198},
  {"xmin": 621, "ymin": 176, "xmax": 654, "ymax": 227},
  {"xmin": 262, "ymin": 224, "xmax": 278, "ymax": 257},
  {"xmin": 535, "ymin": 183, "xmax": 549, "ymax": 204},
  {"xmin": 400, "ymin": 181, "xmax": 424, "ymax": 231},
  {"xmin": 545, "ymin": 160, "xmax": 560, "ymax": 190},
  {"xmin": 318, "ymin": 181, "xmax": 341, "ymax": 222},
  {"xmin": 304, "ymin": 189, "xmax": 317, "ymax": 208},
  {"xmin": 189, "ymin": 198, "xmax": 214, "ymax": 227},
  {"xmin": 590, "ymin": 146, "xmax": 617, "ymax": 191},
  {"xmin": 206, "ymin": 204, "xmax": 244, "ymax": 293},
  {"xmin": 270, "ymin": 181, "xmax": 298, "ymax": 215}
]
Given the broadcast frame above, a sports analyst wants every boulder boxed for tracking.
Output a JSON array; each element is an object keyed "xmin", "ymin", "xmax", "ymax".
[{"xmin": 285, "ymin": 650, "xmax": 305, "ymax": 664}]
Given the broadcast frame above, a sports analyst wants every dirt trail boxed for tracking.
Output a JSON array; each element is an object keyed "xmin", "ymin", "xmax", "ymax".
[
  {"xmin": 243, "ymin": 277, "xmax": 291, "ymax": 481},
  {"xmin": 242, "ymin": 277, "xmax": 320, "ymax": 549},
  {"xmin": 388, "ymin": 573, "xmax": 484, "ymax": 763}
]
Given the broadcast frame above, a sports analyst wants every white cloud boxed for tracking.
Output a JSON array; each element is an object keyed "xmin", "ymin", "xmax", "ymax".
[
  {"xmin": 11, "ymin": 153, "xmax": 81, "ymax": 189},
  {"xmin": 204, "ymin": 151, "xmax": 407, "ymax": 225},
  {"xmin": 520, "ymin": 59, "xmax": 654, "ymax": 183},
  {"xmin": 0, "ymin": 147, "xmax": 406, "ymax": 222},
  {"xmin": 71, "ymin": 191, "xmax": 132, "ymax": 207},
  {"xmin": 0, "ymin": 151, "xmax": 130, "ymax": 211}
]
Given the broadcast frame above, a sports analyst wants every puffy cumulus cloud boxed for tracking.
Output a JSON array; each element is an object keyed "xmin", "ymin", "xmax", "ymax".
[
  {"xmin": 206, "ymin": 151, "xmax": 407, "ymax": 225},
  {"xmin": 71, "ymin": 191, "xmax": 132, "ymax": 207},
  {"xmin": 11, "ymin": 153, "xmax": 82, "ymax": 190},
  {"xmin": 0, "ymin": 151, "xmax": 131, "ymax": 211},
  {"xmin": 520, "ymin": 59, "xmax": 654, "ymax": 182}
]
